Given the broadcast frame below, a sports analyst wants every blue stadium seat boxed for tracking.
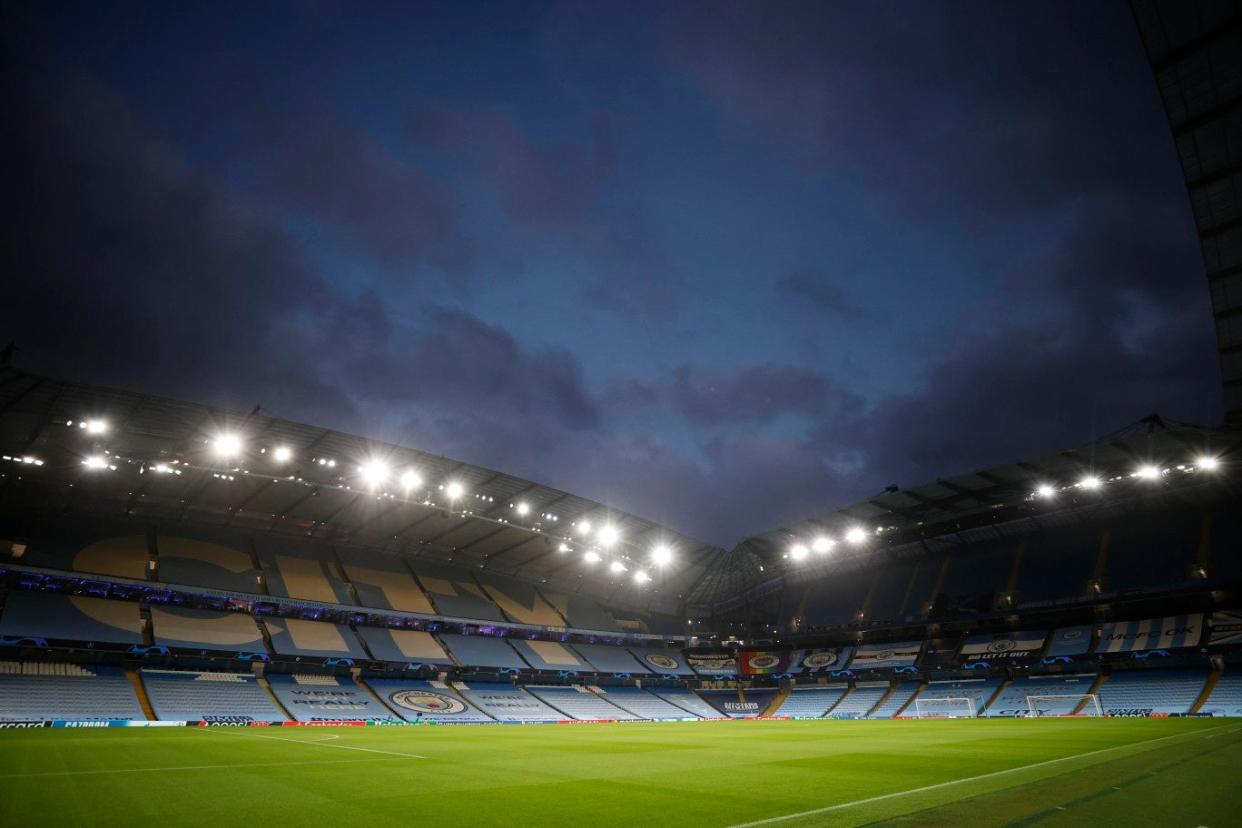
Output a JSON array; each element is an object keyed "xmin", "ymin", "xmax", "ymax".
[
  {"xmin": 265, "ymin": 673, "xmax": 397, "ymax": 721},
  {"xmin": 828, "ymin": 683, "xmax": 888, "ymax": 718},
  {"xmin": 571, "ymin": 643, "xmax": 649, "ymax": 674},
  {"xmin": 985, "ymin": 674, "xmax": 1098, "ymax": 717},
  {"xmin": 590, "ymin": 686, "xmax": 693, "ymax": 719},
  {"xmin": 650, "ymin": 688, "xmax": 726, "ymax": 719},
  {"xmin": 0, "ymin": 591, "xmax": 143, "ymax": 645},
  {"xmin": 525, "ymin": 685, "xmax": 641, "ymax": 720},
  {"xmin": 0, "ymin": 661, "xmax": 143, "ymax": 721},
  {"xmin": 455, "ymin": 681, "xmax": 563, "ymax": 721},
  {"xmin": 365, "ymin": 678, "xmax": 494, "ymax": 722},
  {"xmin": 868, "ymin": 682, "xmax": 919, "ymax": 718},
  {"xmin": 1097, "ymin": 670, "xmax": 1207, "ymax": 716},
  {"xmin": 263, "ymin": 617, "xmax": 368, "ymax": 660},
  {"xmin": 438, "ymin": 634, "xmax": 526, "ymax": 670},
  {"xmin": 141, "ymin": 670, "xmax": 285, "ymax": 722},
  {"xmin": 774, "ymin": 685, "xmax": 849, "ymax": 717},
  {"xmin": 356, "ymin": 626, "xmax": 453, "ymax": 666},
  {"xmin": 1199, "ymin": 673, "xmax": 1242, "ymax": 717},
  {"xmin": 150, "ymin": 605, "xmax": 266, "ymax": 652},
  {"xmin": 911, "ymin": 677, "xmax": 1002, "ymax": 717}
]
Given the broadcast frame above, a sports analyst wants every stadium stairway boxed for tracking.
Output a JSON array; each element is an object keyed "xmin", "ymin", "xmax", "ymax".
[
  {"xmin": 357, "ymin": 674, "xmax": 398, "ymax": 717},
  {"xmin": 257, "ymin": 675, "xmax": 293, "ymax": 720},
  {"xmin": 866, "ymin": 683, "xmax": 898, "ymax": 717},
  {"xmin": 1191, "ymin": 670, "xmax": 1220, "ymax": 714},
  {"xmin": 126, "ymin": 667, "xmax": 154, "ymax": 721},
  {"xmin": 983, "ymin": 677, "xmax": 1011, "ymax": 715},
  {"xmin": 1075, "ymin": 673, "xmax": 1108, "ymax": 714},
  {"xmin": 762, "ymin": 687, "xmax": 791, "ymax": 716}
]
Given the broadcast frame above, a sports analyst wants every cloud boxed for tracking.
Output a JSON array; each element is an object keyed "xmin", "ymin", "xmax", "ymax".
[{"xmin": 774, "ymin": 269, "xmax": 866, "ymax": 319}]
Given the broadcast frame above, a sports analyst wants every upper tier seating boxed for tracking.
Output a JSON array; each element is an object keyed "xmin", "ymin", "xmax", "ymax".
[
  {"xmin": 356, "ymin": 627, "xmax": 453, "ymax": 665},
  {"xmin": 336, "ymin": 547, "xmax": 435, "ymax": 614},
  {"xmin": 0, "ymin": 662, "xmax": 143, "ymax": 721},
  {"xmin": 263, "ymin": 617, "xmax": 368, "ymax": 660},
  {"xmin": 525, "ymin": 686, "xmax": 640, "ymax": 720},
  {"xmin": 438, "ymin": 634, "xmax": 526, "ymax": 670},
  {"xmin": 266, "ymin": 673, "xmax": 397, "ymax": 722},
  {"xmin": 590, "ymin": 686, "xmax": 693, "ymax": 719},
  {"xmin": 628, "ymin": 647, "xmax": 696, "ymax": 676},
  {"xmin": 775, "ymin": 685, "xmax": 849, "ymax": 717},
  {"xmin": 411, "ymin": 562, "xmax": 506, "ymax": 622},
  {"xmin": 828, "ymin": 684, "xmax": 888, "ymax": 718},
  {"xmin": 364, "ymin": 678, "xmax": 494, "ymax": 722},
  {"xmin": 1199, "ymin": 673, "xmax": 1242, "ymax": 717},
  {"xmin": 255, "ymin": 540, "xmax": 352, "ymax": 605},
  {"xmin": 509, "ymin": 639, "xmax": 590, "ymax": 671},
  {"xmin": 912, "ymin": 677, "xmax": 1003, "ymax": 716},
  {"xmin": 13, "ymin": 522, "xmax": 149, "ymax": 581},
  {"xmin": 0, "ymin": 591, "xmax": 143, "ymax": 645},
  {"xmin": 1097, "ymin": 670, "xmax": 1207, "ymax": 716},
  {"xmin": 156, "ymin": 533, "xmax": 260, "ymax": 592},
  {"xmin": 540, "ymin": 590, "xmax": 622, "ymax": 632},
  {"xmin": 475, "ymin": 573, "xmax": 566, "ymax": 627},
  {"xmin": 572, "ymin": 643, "xmax": 649, "ymax": 674},
  {"xmin": 869, "ymin": 682, "xmax": 919, "ymax": 718},
  {"xmin": 985, "ymin": 674, "xmax": 1098, "ymax": 717},
  {"xmin": 149, "ymin": 605, "xmax": 266, "ymax": 652},
  {"xmin": 651, "ymin": 688, "xmax": 726, "ymax": 719},
  {"xmin": 455, "ymin": 681, "xmax": 563, "ymax": 721},
  {"xmin": 141, "ymin": 670, "xmax": 285, "ymax": 722}
]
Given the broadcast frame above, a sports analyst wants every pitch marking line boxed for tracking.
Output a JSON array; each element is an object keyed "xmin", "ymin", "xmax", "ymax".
[
  {"xmin": 199, "ymin": 727, "xmax": 427, "ymax": 759},
  {"xmin": 0, "ymin": 757, "xmax": 402, "ymax": 780},
  {"xmin": 725, "ymin": 725, "xmax": 1235, "ymax": 827}
]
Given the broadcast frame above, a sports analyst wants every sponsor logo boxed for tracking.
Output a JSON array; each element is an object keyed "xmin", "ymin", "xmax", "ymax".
[
  {"xmin": 802, "ymin": 651, "xmax": 839, "ymax": 669},
  {"xmin": 0, "ymin": 721, "xmax": 47, "ymax": 728},
  {"xmin": 390, "ymin": 690, "xmax": 466, "ymax": 715},
  {"xmin": 645, "ymin": 654, "xmax": 679, "ymax": 670},
  {"xmin": 202, "ymin": 715, "xmax": 255, "ymax": 723},
  {"xmin": 875, "ymin": 650, "xmax": 895, "ymax": 660},
  {"xmin": 722, "ymin": 702, "xmax": 760, "ymax": 712},
  {"xmin": 1106, "ymin": 708, "xmax": 1154, "ymax": 718},
  {"xmin": 1062, "ymin": 630, "xmax": 1083, "ymax": 640},
  {"xmin": 987, "ymin": 639, "xmax": 1017, "ymax": 653},
  {"xmin": 748, "ymin": 654, "xmax": 780, "ymax": 670}
]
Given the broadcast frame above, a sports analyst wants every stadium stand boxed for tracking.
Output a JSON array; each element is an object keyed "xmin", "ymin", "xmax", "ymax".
[
  {"xmin": 865, "ymin": 562, "xmax": 918, "ymax": 625},
  {"xmin": 355, "ymin": 626, "xmax": 453, "ymax": 666},
  {"xmin": 985, "ymin": 674, "xmax": 1098, "ymax": 717},
  {"xmin": 149, "ymin": 605, "xmax": 266, "ymax": 652},
  {"xmin": 796, "ymin": 567, "xmax": 869, "ymax": 627},
  {"xmin": 571, "ymin": 643, "xmax": 648, "ymax": 674},
  {"xmin": 266, "ymin": 673, "xmax": 397, "ymax": 722},
  {"xmin": 336, "ymin": 547, "xmax": 436, "ymax": 614},
  {"xmin": 255, "ymin": 540, "xmax": 353, "ymax": 605},
  {"xmin": 869, "ymin": 682, "xmax": 920, "ymax": 718},
  {"xmin": 156, "ymin": 532, "xmax": 260, "ymax": 593},
  {"xmin": 1199, "ymin": 672, "xmax": 1242, "ymax": 717},
  {"xmin": 509, "ymin": 639, "xmax": 589, "ymax": 671},
  {"xmin": 13, "ymin": 523, "xmax": 150, "ymax": 581},
  {"xmin": 140, "ymin": 670, "xmax": 285, "ymax": 722},
  {"xmin": 475, "ymin": 573, "xmax": 566, "ymax": 627},
  {"xmin": 698, "ymin": 688, "xmax": 753, "ymax": 717},
  {"xmin": 1096, "ymin": 670, "xmax": 1208, "ymax": 716},
  {"xmin": 1104, "ymin": 512, "xmax": 1199, "ymax": 593},
  {"xmin": 455, "ymin": 681, "xmax": 563, "ymax": 721},
  {"xmin": 913, "ymin": 677, "xmax": 1003, "ymax": 717},
  {"xmin": 627, "ymin": 647, "xmax": 695, "ymax": 676},
  {"xmin": 651, "ymin": 688, "xmax": 726, "ymax": 719},
  {"xmin": 364, "ymin": 678, "xmax": 494, "ymax": 723},
  {"xmin": 828, "ymin": 683, "xmax": 888, "ymax": 718},
  {"xmin": 0, "ymin": 591, "xmax": 143, "ymax": 645},
  {"xmin": 525, "ymin": 685, "xmax": 640, "ymax": 720},
  {"xmin": 775, "ymin": 685, "xmax": 849, "ymax": 717},
  {"xmin": 1014, "ymin": 530, "xmax": 1097, "ymax": 605},
  {"xmin": 589, "ymin": 686, "xmax": 692, "ymax": 719},
  {"xmin": 0, "ymin": 662, "xmax": 143, "ymax": 721},
  {"xmin": 934, "ymin": 545, "xmax": 1014, "ymax": 615},
  {"xmin": 437, "ymin": 634, "xmax": 526, "ymax": 670},
  {"xmin": 540, "ymin": 590, "xmax": 621, "ymax": 632},
  {"xmin": 411, "ymin": 562, "xmax": 506, "ymax": 622},
  {"xmin": 743, "ymin": 688, "xmax": 780, "ymax": 715},
  {"xmin": 263, "ymin": 617, "xmax": 368, "ymax": 660}
]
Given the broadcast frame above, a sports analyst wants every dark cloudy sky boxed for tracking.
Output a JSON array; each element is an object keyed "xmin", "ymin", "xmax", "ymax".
[{"xmin": 1, "ymin": 1, "xmax": 1222, "ymax": 546}]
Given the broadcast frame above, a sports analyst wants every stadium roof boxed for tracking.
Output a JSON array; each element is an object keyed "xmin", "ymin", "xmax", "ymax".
[{"xmin": 0, "ymin": 367, "xmax": 725, "ymax": 617}]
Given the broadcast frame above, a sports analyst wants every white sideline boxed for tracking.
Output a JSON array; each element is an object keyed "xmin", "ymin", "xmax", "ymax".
[
  {"xmin": 0, "ymin": 757, "xmax": 403, "ymax": 779},
  {"xmin": 724, "ymin": 724, "xmax": 1234, "ymax": 827},
  {"xmin": 199, "ymin": 727, "xmax": 427, "ymax": 759}
]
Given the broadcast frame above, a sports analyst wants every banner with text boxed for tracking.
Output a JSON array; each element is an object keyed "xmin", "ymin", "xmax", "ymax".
[
  {"xmin": 848, "ymin": 641, "xmax": 921, "ymax": 670},
  {"xmin": 1209, "ymin": 611, "xmax": 1242, "ymax": 647},
  {"xmin": 1096, "ymin": 614, "xmax": 1203, "ymax": 653},
  {"xmin": 1045, "ymin": 625, "xmax": 1094, "ymax": 657},
  {"xmin": 686, "ymin": 653, "xmax": 738, "ymax": 675},
  {"xmin": 919, "ymin": 637, "xmax": 963, "ymax": 670},
  {"xmin": 798, "ymin": 647, "xmax": 853, "ymax": 673},
  {"xmin": 960, "ymin": 630, "xmax": 1047, "ymax": 663}
]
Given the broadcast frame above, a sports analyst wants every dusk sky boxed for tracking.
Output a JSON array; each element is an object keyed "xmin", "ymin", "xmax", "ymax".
[{"xmin": 1, "ymin": 1, "xmax": 1222, "ymax": 546}]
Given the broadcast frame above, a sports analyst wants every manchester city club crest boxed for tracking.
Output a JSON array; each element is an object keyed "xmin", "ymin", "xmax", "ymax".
[
  {"xmin": 390, "ymin": 690, "xmax": 466, "ymax": 715},
  {"xmin": 645, "ymin": 654, "xmax": 679, "ymax": 670},
  {"xmin": 802, "ymin": 651, "xmax": 839, "ymax": 669},
  {"xmin": 748, "ymin": 654, "xmax": 780, "ymax": 670},
  {"xmin": 987, "ymin": 638, "xmax": 1017, "ymax": 653}
]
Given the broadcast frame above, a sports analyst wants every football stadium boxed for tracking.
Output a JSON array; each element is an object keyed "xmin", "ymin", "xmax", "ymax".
[{"xmin": 4, "ymin": 1, "xmax": 1242, "ymax": 826}]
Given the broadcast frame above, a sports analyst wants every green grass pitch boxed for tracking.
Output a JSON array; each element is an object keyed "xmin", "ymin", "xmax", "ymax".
[{"xmin": 1, "ymin": 718, "xmax": 1239, "ymax": 826}]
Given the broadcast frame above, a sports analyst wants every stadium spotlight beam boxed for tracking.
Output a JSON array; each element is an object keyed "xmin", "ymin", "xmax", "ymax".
[
  {"xmin": 272, "ymin": 445, "xmax": 293, "ymax": 463},
  {"xmin": 212, "ymin": 433, "xmax": 242, "ymax": 459},
  {"xmin": 845, "ymin": 526, "xmax": 868, "ymax": 545},
  {"xmin": 400, "ymin": 470, "xmax": 422, "ymax": 491},
  {"xmin": 812, "ymin": 536, "xmax": 834, "ymax": 554},
  {"xmin": 1197, "ymin": 455, "xmax": 1220, "ymax": 472},
  {"xmin": 651, "ymin": 544, "xmax": 673, "ymax": 567},
  {"xmin": 359, "ymin": 460, "xmax": 390, "ymax": 489},
  {"xmin": 789, "ymin": 543, "xmax": 809, "ymax": 561}
]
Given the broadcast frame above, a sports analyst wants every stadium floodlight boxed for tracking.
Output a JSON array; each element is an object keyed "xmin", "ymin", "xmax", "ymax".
[
  {"xmin": 212, "ymin": 433, "xmax": 242, "ymax": 459},
  {"xmin": 272, "ymin": 445, "xmax": 293, "ymax": 463},
  {"xmin": 1197, "ymin": 455, "xmax": 1220, "ymax": 472},
  {"xmin": 609, "ymin": 560, "xmax": 627, "ymax": 574},
  {"xmin": 1078, "ymin": 475, "xmax": 1102, "ymax": 490},
  {"xmin": 583, "ymin": 550, "xmax": 601, "ymax": 564},
  {"xmin": 557, "ymin": 542, "xmax": 570, "ymax": 553},
  {"xmin": 845, "ymin": 526, "xmax": 867, "ymax": 545},
  {"xmin": 1135, "ymin": 464, "xmax": 1160, "ymax": 480},
  {"xmin": 358, "ymin": 460, "xmax": 390, "ymax": 489},
  {"xmin": 445, "ymin": 481, "xmax": 464, "ymax": 500},
  {"xmin": 597, "ymin": 525, "xmax": 620, "ymax": 547},
  {"xmin": 400, "ymin": 470, "xmax": 422, "ymax": 491},
  {"xmin": 514, "ymin": 501, "xmax": 531, "ymax": 516},
  {"xmin": 576, "ymin": 519, "xmax": 593, "ymax": 536},
  {"xmin": 151, "ymin": 463, "xmax": 173, "ymax": 474},
  {"xmin": 651, "ymin": 544, "xmax": 673, "ymax": 567},
  {"xmin": 634, "ymin": 570, "xmax": 651, "ymax": 584},
  {"xmin": 1035, "ymin": 483, "xmax": 1057, "ymax": 499},
  {"xmin": 789, "ymin": 543, "xmax": 809, "ymax": 561},
  {"xmin": 82, "ymin": 419, "xmax": 109, "ymax": 435},
  {"xmin": 812, "ymin": 536, "xmax": 834, "ymax": 554},
  {"xmin": 82, "ymin": 456, "xmax": 109, "ymax": 470}
]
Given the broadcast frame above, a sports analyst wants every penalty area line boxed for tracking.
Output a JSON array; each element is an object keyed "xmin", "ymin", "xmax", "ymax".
[
  {"xmin": 197, "ymin": 727, "xmax": 427, "ymax": 760},
  {"xmin": 724, "ymin": 724, "xmax": 1235, "ymax": 828}
]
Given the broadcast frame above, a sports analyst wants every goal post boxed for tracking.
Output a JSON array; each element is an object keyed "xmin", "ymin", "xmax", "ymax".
[
  {"xmin": 913, "ymin": 696, "xmax": 976, "ymax": 718},
  {"xmin": 1025, "ymin": 693, "xmax": 1102, "ymax": 717}
]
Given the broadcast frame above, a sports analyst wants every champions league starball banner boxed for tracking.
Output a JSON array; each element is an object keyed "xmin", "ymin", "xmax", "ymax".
[
  {"xmin": 1096, "ymin": 614, "xmax": 1204, "ymax": 653},
  {"xmin": 960, "ymin": 630, "xmax": 1047, "ymax": 663},
  {"xmin": 848, "ymin": 641, "xmax": 922, "ymax": 670}
]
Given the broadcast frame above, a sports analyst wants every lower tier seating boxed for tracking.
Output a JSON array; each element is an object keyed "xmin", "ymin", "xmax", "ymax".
[
  {"xmin": 266, "ymin": 673, "xmax": 398, "ymax": 722},
  {"xmin": 591, "ymin": 686, "xmax": 695, "ymax": 719},
  {"xmin": 456, "ymin": 681, "xmax": 564, "ymax": 721},
  {"xmin": 775, "ymin": 685, "xmax": 849, "ymax": 717},
  {"xmin": 141, "ymin": 670, "xmax": 286, "ymax": 722},
  {"xmin": 0, "ymin": 661, "xmax": 143, "ymax": 721},
  {"xmin": 985, "ymin": 674, "xmax": 1098, "ymax": 717},
  {"xmin": 910, "ymin": 677, "xmax": 1003, "ymax": 717},
  {"xmin": 651, "ymin": 688, "xmax": 726, "ymax": 718},
  {"xmin": 827, "ymin": 684, "xmax": 887, "ymax": 718},
  {"xmin": 868, "ymin": 682, "xmax": 919, "ymax": 718},
  {"xmin": 525, "ymin": 686, "xmax": 640, "ymax": 720},
  {"xmin": 365, "ymin": 679, "xmax": 494, "ymax": 722},
  {"xmin": 1097, "ymin": 670, "xmax": 1207, "ymax": 716},
  {"xmin": 1199, "ymin": 673, "xmax": 1242, "ymax": 717}
]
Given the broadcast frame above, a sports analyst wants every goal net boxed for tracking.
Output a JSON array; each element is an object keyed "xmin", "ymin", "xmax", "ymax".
[
  {"xmin": 1025, "ymin": 694, "xmax": 1103, "ymax": 717},
  {"xmin": 913, "ymin": 696, "xmax": 975, "ymax": 718}
]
